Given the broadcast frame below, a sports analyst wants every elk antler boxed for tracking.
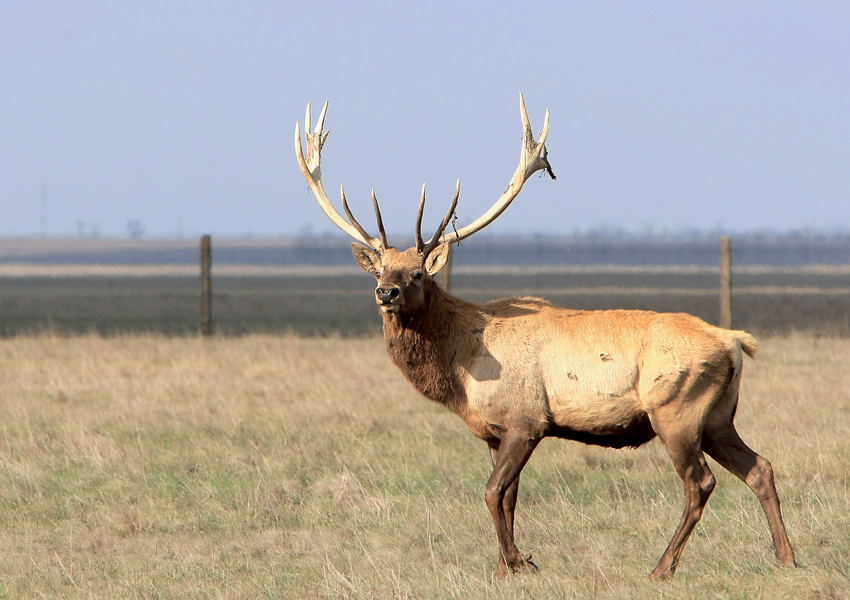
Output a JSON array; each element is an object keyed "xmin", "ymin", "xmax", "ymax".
[
  {"xmin": 295, "ymin": 101, "xmax": 384, "ymax": 251},
  {"xmin": 427, "ymin": 92, "xmax": 555, "ymax": 250},
  {"xmin": 415, "ymin": 181, "xmax": 460, "ymax": 256}
]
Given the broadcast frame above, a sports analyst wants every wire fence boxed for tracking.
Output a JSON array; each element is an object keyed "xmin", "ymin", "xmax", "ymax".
[{"xmin": 1, "ymin": 234, "xmax": 848, "ymax": 336}]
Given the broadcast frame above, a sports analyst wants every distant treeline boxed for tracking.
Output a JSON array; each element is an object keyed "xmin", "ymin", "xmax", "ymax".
[
  {"xmin": 2, "ymin": 233, "xmax": 850, "ymax": 268},
  {"xmin": 453, "ymin": 235, "xmax": 850, "ymax": 267}
]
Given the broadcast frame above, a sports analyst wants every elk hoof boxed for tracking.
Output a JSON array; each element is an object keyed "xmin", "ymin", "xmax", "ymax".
[
  {"xmin": 518, "ymin": 554, "xmax": 538, "ymax": 573},
  {"xmin": 495, "ymin": 555, "xmax": 538, "ymax": 579},
  {"xmin": 648, "ymin": 567, "xmax": 674, "ymax": 581}
]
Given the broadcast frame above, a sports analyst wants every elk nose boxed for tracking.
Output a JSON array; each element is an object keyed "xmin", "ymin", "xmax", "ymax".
[{"xmin": 376, "ymin": 287, "xmax": 400, "ymax": 303}]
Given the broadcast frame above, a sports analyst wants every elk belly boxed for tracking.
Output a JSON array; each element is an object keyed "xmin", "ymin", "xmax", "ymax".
[
  {"xmin": 549, "ymin": 392, "xmax": 645, "ymax": 433},
  {"xmin": 542, "ymin": 351, "xmax": 653, "ymax": 447},
  {"xmin": 546, "ymin": 373, "xmax": 654, "ymax": 447}
]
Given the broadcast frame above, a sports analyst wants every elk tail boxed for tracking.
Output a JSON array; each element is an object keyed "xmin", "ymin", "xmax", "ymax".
[{"xmin": 735, "ymin": 331, "xmax": 759, "ymax": 359}]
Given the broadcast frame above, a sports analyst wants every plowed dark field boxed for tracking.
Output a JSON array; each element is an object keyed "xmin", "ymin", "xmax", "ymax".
[{"xmin": 2, "ymin": 266, "xmax": 847, "ymax": 336}]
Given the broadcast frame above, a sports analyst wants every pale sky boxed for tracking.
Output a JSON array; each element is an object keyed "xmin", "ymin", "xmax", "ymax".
[{"xmin": 2, "ymin": 1, "xmax": 849, "ymax": 239}]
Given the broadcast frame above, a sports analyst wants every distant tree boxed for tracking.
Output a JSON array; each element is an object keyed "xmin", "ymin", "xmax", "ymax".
[
  {"xmin": 77, "ymin": 221, "xmax": 101, "ymax": 238},
  {"xmin": 127, "ymin": 220, "xmax": 145, "ymax": 239}
]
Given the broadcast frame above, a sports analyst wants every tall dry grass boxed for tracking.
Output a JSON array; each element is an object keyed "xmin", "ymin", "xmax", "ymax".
[{"xmin": 0, "ymin": 332, "xmax": 848, "ymax": 599}]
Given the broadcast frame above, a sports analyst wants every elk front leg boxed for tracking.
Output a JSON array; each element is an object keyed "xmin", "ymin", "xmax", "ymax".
[
  {"xmin": 486, "ymin": 434, "xmax": 539, "ymax": 577},
  {"xmin": 649, "ymin": 436, "xmax": 716, "ymax": 579},
  {"xmin": 489, "ymin": 446, "xmax": 522, "ymax": 549}
]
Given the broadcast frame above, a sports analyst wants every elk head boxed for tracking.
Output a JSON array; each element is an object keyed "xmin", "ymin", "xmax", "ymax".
[{"xmin": 294, "ymin": 94, "xmax": 555, "ymax": 315}]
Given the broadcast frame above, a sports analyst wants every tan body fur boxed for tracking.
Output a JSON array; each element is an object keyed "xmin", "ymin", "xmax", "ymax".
[{"xmin": 379, "ymin": 273, "xmax": 753, "ymax": 449}]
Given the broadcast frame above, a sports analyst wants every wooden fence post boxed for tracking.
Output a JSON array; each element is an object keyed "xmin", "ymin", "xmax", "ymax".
[
  {"xmin": 719, "ymin": 235, "xmax": 732, "ymax": 329},
  {"xmin": 442, "ymin": 243, "xmax": 453, "ymax": 292},
  {"xmin": 200, "ymin": 235, "xmax": 212, "ymax": 336}
]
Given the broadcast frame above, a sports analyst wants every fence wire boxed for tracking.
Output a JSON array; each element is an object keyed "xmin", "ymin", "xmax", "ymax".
[{"xmin": 1, "ymin": 234, "xmax": 848, "ymax": 336}]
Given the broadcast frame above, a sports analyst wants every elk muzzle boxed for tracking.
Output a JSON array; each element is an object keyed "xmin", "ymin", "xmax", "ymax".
[{"xmin": 376, "ymin": 286, "xmax": 401, "ymax": 313}]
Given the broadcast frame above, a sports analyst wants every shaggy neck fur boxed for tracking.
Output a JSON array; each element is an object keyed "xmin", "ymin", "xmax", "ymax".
[{"xmin": 382, "ymin": 281, "xmax": 484, "ymax": 416}]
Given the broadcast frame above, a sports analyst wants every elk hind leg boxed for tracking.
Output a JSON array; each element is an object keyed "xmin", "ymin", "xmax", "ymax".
[
  {"xmin": 648, "ymin": 416, "xmax": 717, "ymax": 580},
  {"xmin": 486, "ymin": 434, "xmax": 539, "ymax": 577},
  {"xmin": 702, "ymin": 421, "xmax": 796, "ymax": 566}
]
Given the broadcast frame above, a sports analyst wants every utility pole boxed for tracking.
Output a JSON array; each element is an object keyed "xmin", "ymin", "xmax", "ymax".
[{"xmin": 40, "ymin": 185, "xmax": 47, "ymax": 236}]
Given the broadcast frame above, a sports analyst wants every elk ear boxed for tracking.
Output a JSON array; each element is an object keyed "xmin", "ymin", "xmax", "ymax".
[
  {"xmin": 425, "ymin": 242, "xmax": 450, "ymax": 276},
  {"xmin": 352, "ymin": 243, "xmax": 381, "ymax": 276}
]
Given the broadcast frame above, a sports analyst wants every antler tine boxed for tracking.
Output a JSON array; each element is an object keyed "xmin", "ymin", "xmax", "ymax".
[
  {"xmin": 540, "ymin": 106, "xmax": 550, "ymax": 146},
  {"xmin": 295, "ymin": 101, "xmax": 383, "ymax": 251},
  {"xmin": 439, "ymin": 92, "xmax": 556, "ymax": 246},
  {"xmin": 341, "ymin": 186, "xmax": 375, "ymax": 244},
  {"xmin": 422, "ymin": 180, "xmax": 460, "ymax": 256},
  {"xmin": 414, "ymin": 184, "xmax": 426, "ymax": 252},
  {"xmin": 314, "ymin": 100, "xmax": 329, "ymax": 136},
  {"xmin": 522, "ymin": 92, "xmax": 554, "ymax": 179},
  {"xmin": 372, "ymin": 189, "xmax": 389, "ymax": 249},
  {"xmin": 520, "ymin": 92, "xmax": 532, "ymax": 139},
  {"xmin": 305, "ymin": 103, "xmax": 312, "ymax": 137}
]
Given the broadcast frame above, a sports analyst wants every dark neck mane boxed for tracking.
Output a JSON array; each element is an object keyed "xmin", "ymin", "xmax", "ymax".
[{"xmin": 382, "ymin": 283, "xmax": 483, "ymax": 413}]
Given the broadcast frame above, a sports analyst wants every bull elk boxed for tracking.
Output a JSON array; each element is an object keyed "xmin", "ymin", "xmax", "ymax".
[{"xmin": 294, "ymin": 94, "xmax": 795, "ymax": 579}]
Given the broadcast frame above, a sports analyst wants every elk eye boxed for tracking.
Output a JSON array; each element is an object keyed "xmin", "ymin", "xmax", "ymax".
[{"xmin": 411, "ymin": 270, "xmax": 424, "ymax": 281}]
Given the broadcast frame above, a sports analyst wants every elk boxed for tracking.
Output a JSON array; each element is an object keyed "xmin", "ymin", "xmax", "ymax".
[{"xmin": 294, "ymin": 94, "xmax": 796, "ymax": 579}]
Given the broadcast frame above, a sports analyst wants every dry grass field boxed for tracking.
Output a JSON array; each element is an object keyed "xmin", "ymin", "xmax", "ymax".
[{"xmin": 1, "ymin": 332, "xmax": 848, "ymax": 599}]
